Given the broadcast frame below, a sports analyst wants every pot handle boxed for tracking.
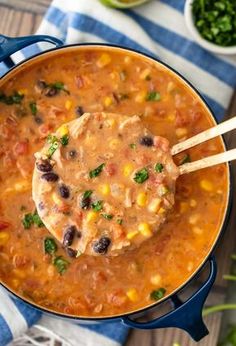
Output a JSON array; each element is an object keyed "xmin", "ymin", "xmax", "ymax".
[
  {"xmin": 0, "ymin": 34, "xmax": 63, "ymax": 64},
  {"xmin": 121, "ymin": 256, "xmax": 217, "ymax": 342}
]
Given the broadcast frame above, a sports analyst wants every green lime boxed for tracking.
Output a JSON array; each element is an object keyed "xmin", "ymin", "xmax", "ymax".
[{"xmin": 99, "ymin": 0, "xmax": 150, "ymax": 9}]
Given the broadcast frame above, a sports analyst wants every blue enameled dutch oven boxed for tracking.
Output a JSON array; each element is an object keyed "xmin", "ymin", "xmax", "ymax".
[{"xmin": 0, "ymin": 34, "xmax": 232, "ymax": 342}]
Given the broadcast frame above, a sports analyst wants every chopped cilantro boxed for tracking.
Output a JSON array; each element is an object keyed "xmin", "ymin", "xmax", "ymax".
[
  {"xmin": 150, "ymin": 288, "xmax": 166, "ymax": 301},
  {"xmin": 89, "ymin": 163, "xmax": 105, "ymax": 178},
  {"xmin": 192, "ymin": 0, "xmax": 236, "ymax": 47},
  {"xmin": 133, "ymin": 168, "xmax": 149, "ymax": 184},
  {"xmin": 44, "ymin": 237, "xmax": 58, "ymax": 255},
  {"xmin": 179, "ymin": 154, "xmax": 191, "ymax": 165},
  {"xmin": 60, "ymin": 134, "xmax": 69, "ymax": 146},
  {"xmin": 22, "ymin": 210, "xmax": 44, "ymax": 229},
  {"xmin": 155, "ymin": 163, "xmax": 164, "ymax": 173},
  {"xmin": 22, "ymin": 213, "xmax": 33, "ymax": 229},
  {"xmin": 146, "ymin": 91, "xmax": 161, "ymax": 101},
  {"xmin": 47, "ymin": 135, "xmax": 59, "ymax": 158},
  {"xmin": 29, "ymin": 102, "xmax": 37, "ymax": 115},
  {"xmin": 0, "ymin": 91, "xmax": 24, "ymax": 105},
  {"xmin": 53, "ymin": 256, "xmax": 69, "ymax": 274},
  {"xmin": 117, "ymin": 218, "xmax": 123, "ymax": 225},
  {"xmin": 129, "ymin": 143, "xmax": 136, "ymax": 149},
  {"xmin": 49, "ymin": 82, "xmax": 69, "ymax": 94},
  {"xmin": 81, "ymin": 190, "xmax": 93, "ymax": 209},
  {"xmin": 92, "ymin": 200, "xmax": 103, "ymax": 212},
  {"xmin": 101, "ymin": 213, "xmax": 113, "ymax": 220}
]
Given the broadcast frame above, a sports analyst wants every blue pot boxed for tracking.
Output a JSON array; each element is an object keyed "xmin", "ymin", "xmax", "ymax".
[{"xmin": 0, "ymin": 34, "xmax": 232, "ymax": 342}]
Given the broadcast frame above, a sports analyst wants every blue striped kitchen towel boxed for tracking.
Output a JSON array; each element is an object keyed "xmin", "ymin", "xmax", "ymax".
[{"xmin": 0, "ymin": 0, "xmax": 236, "ymax": 345}]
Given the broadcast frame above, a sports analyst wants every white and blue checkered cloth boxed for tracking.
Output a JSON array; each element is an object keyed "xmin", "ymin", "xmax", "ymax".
[{"xmin": 0, "ymin": 0, "xmax": 236, "ymax": 345}]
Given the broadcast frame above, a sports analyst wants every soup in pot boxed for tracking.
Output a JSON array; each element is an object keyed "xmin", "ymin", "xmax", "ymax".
[{"xmin": 0, "ymin": 47, "xmax": 228, "ymax": 317}]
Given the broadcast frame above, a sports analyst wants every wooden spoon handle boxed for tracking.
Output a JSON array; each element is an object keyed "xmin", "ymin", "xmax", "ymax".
[
  {"xmin": 179, "ymin": 148, "xmax": 236, "ymax": 175},
  {"xmin": 172, "ymin": 116, "xmax": 236, "ymax": 156}
]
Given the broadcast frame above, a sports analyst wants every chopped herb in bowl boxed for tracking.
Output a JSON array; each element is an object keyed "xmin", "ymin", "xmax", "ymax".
[{"xmin": 192, "ymin": 0, "xmax": 236, "ymax": 47}]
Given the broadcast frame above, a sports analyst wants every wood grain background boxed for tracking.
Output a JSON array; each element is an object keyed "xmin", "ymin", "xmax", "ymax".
[{"xmin": 0, "ymin": 1, "xmax": 235, "ymax": 345}]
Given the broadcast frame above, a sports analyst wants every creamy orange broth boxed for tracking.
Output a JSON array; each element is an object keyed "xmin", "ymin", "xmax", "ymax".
[{"xmin": 0, "ymin": 47, "xmax": 228, "ymax": 317}]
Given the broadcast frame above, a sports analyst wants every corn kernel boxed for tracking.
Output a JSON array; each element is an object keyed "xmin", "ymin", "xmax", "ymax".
[
  {"xmin": 190, "ymin": 199, "xmax": 197, "ymax": 207},
  {"xmin": 176, "ymin": 127, "xmax": 188, "ymax": 138},
  {"xmin": 98, "ymin": 184, "xmax": 110, "ymax": 196},
  {"xmin": 200, "ymin": 179, "xmax": 213, "ymax": 192},
  {"xmin": 150, "ymin": 274, "xmax": 162, "ymax": 286},
  {"xmin": 11, "ymin": 279, "xmax": 20, "ymax": 289},
  {"xmin": 135, "ymin": 90, "xmax": 147, "ymax": 103},
  {"xmin": 167, "ymin": 114, "xmax": 175, "ymax": 122},
  {"xmin": 180, "ymin": 202, "xmax": 188, "ymax": 214},
  {"xmin": 18, "ymin": 88, "xmax": 28, "ymax": 95},
  {"xmin": 187, "ymin": 262, "xmax": 194, "ymax": 272},
  {"xmin": 138, "ymin": 223, "xmax": 152, "ymax": 237},
  {"xmin": 104, "ymin": 96, "xmax": 113, "ymax": 107},
  {"xmin": 86, "ymin": 211, "xmax": 98, "ymax": 222},
  {"xmin": 47, "ymin": 264, "xmax": 56, "ymax": 277},
  {"xmin": 123, "ymin": 163, "xmax": 134, "ymax": 177},
  {"xmin": 109, "ymin": 138, "xmax": 120, "ymax": 150},
  {"xmin": 12, "ymin": 269, "xmax": 26, "ymax": 279},
  {"xmin": 148, "ymin": 198, "xmax": 161, "ymax": 213},
  {"xmin": 52, "ymin": 192, "xmax": 64, "ymax": 207},
  {"xmin": 189, "ymin": 214, "xmax": 200, "ymax": 225},
  {"xmin": 58, "ymin": 124, "xmax": 69, "ymax": 137},
  {"xmin": 126, "ymin": 288, "xmax": 139, "ymax": 302},
  {"xmin": 137, "ymin": 192, "xmax": 147, "ymax": 207},
  {"xmin": 127, "ymin": 230, "xmax": 139, "ymax": 240},
  {"xmin": 140, "ymin": 68, "xmax": 151, "ymax": 80},
  {"xmin": 105, "ymin": 118, "xmax": 116, "ymax": 128},
  {"xmin": 124, "ymin": 56, "xmax": 131, "ymax": 64},
  {"xmin": 192, "ymin": 226, "xmax": 203, "ymax": 235},
  {"xmin": 65, "ymin": 100, "xmax": 72, "ymax": 110},
  {"xmin": 97, "ymin": 53, "xmax": 111, "ymax": 68},
  {"xmin": 158, "ymin": 207, "xmax": 166, "ymax": 214},
  {"xmin": 167, "ymin": 81, "xmax": 175, "ymax": 93},
  {"xmin": 0, "ymin": 232, "xmax": 10, "ymax": 245}
]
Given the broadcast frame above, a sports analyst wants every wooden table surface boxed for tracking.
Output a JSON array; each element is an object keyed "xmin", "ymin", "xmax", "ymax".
[{"xmin": 0, "ymin": 1, "xmax": 236, "ymax": 345}]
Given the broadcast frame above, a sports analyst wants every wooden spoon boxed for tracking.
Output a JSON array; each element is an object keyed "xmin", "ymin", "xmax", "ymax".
[{"xmin": 171, "ymin": 116, "xmax": 236, "ymax": 175}]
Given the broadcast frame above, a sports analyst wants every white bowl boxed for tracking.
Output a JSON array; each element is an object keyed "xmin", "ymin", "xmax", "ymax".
[{"xmin": 184, "ymin": 0, "xmax": 236, "ymax": 55}]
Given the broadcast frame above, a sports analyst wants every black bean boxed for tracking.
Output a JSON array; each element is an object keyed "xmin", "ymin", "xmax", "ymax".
[
  {"xmin": 59, "ymin": 184, "xmax": 70, "ymax": 199},
  {"xmin": 38, "ymin": 201, "xmax": 45, "ymax": 210},
  {"xmin": 63, "ymin": 225, "xmax": 77, "ymax": 247},
  {"xmin": 75, "ymin": 106, "xmax": 84, "ymax": 117},
  {"xmin": 37, "ymin": 80, "xmax": 47, "ymax": 89},
  {"xmin": 66, "ymin": 247, "xmax": 77, "ymax": 258},
  {"xmin": 34, "ymin": 116, "xmax": 43, "ymax": 124},
  {"xmin": 139, "ymin": 136, "xmax": 153, "ymax": 147},
  {"xmin": 36, "ymin": 159, "xmax": 53, "ymax": 173},
  {"xmin": 44, "ymin": 87, "xmax": 58, "ymax": 97},
  {"xmin": 93, "ymin": 237, "xmax": 111, "ymax": 254},
  {"xmin": 80, "ymin": 196, "xmax": 91, "ymax": 210},
  {"xmin": 41, "ymin": 172, "xmax": 59, "ymax": 182}
]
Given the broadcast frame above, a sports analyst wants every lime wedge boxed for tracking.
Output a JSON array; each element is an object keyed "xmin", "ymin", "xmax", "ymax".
[{"xmin": 99, "ymin": 0, "xmax": 150, "ymax": 9}]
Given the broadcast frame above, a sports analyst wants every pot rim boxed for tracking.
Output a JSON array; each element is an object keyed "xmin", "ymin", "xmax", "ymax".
[{"xmin": 0, "ymin": 42, "xmax": 232, "ymax": 321}]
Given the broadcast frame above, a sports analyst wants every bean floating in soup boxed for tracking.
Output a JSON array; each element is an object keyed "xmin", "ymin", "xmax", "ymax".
[{"xmin": 0, "ymin": 47, "xmax": 228, "ymax": 317}]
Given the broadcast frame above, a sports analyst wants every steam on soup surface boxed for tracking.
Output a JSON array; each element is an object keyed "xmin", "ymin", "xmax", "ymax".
[{"xmin": 0, "ymin": 47, "xmax": 228, "ymax": 317}]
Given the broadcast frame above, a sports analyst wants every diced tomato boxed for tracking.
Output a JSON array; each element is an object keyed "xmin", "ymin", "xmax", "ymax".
[
  {"xmin": 154, "ymin": 136, "xmax": 170, "ymax": 152},
  {"xmin": 13, "ymin": 140, "xmax": 29, "ymax": 156},
  {"xmin": 136, "ymin": 154, "xmax": 150, "ymax": 165},
  {"xmin": 105, "ymin": 163, "xmax": 117, "ymax": 176},
  {"xmin": 0, "ymin": 221, "xmax": 10, "ymax": 231}
]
